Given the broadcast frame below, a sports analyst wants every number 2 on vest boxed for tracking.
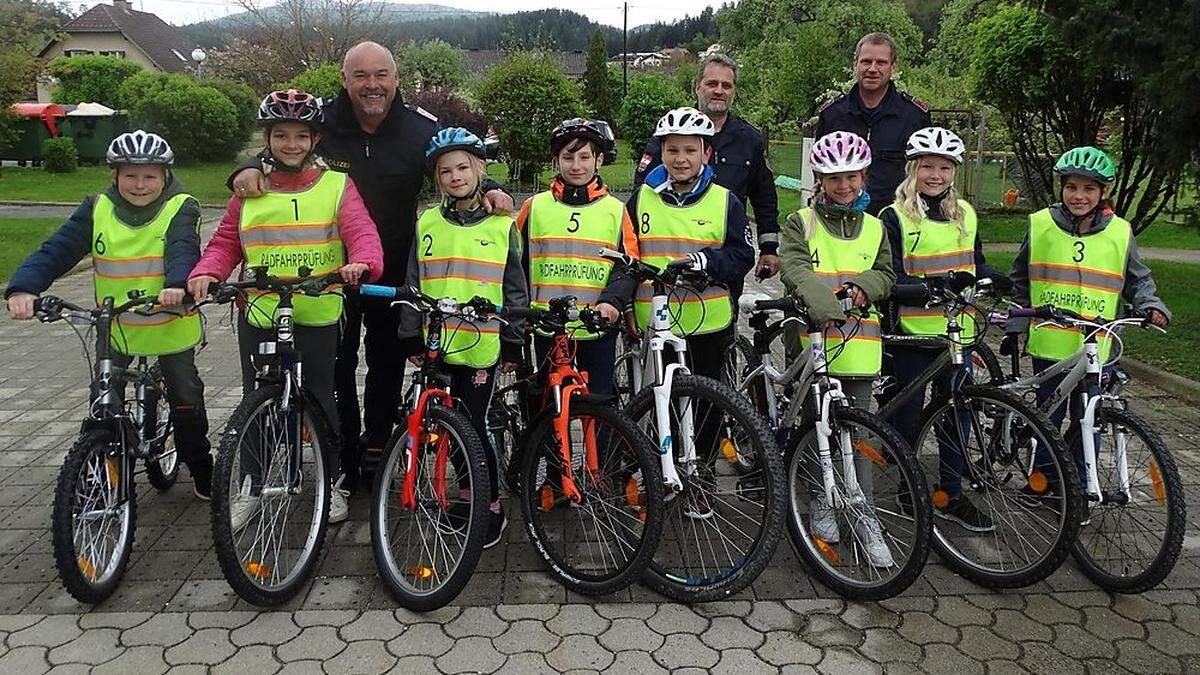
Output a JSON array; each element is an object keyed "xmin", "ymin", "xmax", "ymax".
[{"xmin": 423, "ymin": 233, "xmax": 434, "ymax": 256}]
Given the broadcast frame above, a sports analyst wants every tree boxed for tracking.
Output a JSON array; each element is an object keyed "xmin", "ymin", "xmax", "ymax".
[
  {"xmin": 395, "ymin": 39, "xmax": 466, "ymax": 92},
  {"xmin": 48, "ymin": 55, "xmax": 143, "ymax": 107},
  {"xmin": 735, "ymin": 21, "xmax": 842, "ymax": 136},
  {"xmin": 407, "ymin": 89, "xmax": 487, "ymax": 136},
  {"xmin": 278, "ymin": 63, "xmax": 343, "ymax": 99},
  {"xmin": 616, "ymin": 75, "xmax": 689, "ymax": 158},
  {"xmin": 208, "ymin": 37, "xmax": 297, "ymax": 94},
  {"xmin": 581, "ymin": 29, "xmax": 612, "ymax": 122},
  {"xmin": 473, "ymin": 51, "xmax": 584, "ymax": 186},
  {"xmin": 227, "ymin": 0, "xmax": 386, "ymax": 73}
]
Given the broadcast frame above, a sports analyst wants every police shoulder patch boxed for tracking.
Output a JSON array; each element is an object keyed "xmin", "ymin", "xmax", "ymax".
[
  {"xmin": 906, "ymin": 93, "xmax": 930, "ymax": 113},
  {"xmin": 816, "ymin": 94, "xmax": 845, "ymax": 114},
  {"xmin": 637, "ymin": 153, "xmax": 653, "ymax": 172},
  {"xmin": 410, "ymin": 105, "xmax": 438, "ymax": 123}
]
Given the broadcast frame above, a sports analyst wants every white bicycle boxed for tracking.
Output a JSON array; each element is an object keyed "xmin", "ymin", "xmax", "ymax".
[{"xmin": 599, "ymin": 248, "xmax": 785, "ymax": 602}]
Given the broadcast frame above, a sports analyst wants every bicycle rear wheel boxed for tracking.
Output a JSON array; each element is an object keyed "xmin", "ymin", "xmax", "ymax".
[
  {"xmin": 627, "ymin": 374, "xmax": 786, "ymax": 602},
  {"xmin": 1068, "ymin": 407, "xmax": 1185, "ymax": 593},
  {"xmin": 916, "ymin": 385, "xmax": 1081, "ymax": 588},
  {"xmin": 787, "ymin": 406, "xmax": 931, "ymax": 600},
  {"xmin": 521, "ymin": 398, "xmax": 665, "ymax": 595},
  {"xmin": 52, "ymin": 430, "xmax": 136, "ymax": 604},
  {"xmin": 372, "ymin": 404, "xmax": 489, "ymax": 611},
  {"xmin": 212, "ymin": 384, "xmax": 331, "ymax": 606}
]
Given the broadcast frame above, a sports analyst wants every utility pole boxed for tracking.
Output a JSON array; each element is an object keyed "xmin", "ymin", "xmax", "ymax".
[{"xmin": 622, "ymin": 2, "xmax": 628, "ymax": 98}]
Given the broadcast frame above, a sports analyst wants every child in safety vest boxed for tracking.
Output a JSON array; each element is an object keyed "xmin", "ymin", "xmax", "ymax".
[
  {"xmin": 778, "ymin": 130, "xmax": 897, "ymax": 568},
  {"xmin": 595, "ymin": 107, "xmax": 754, "ymax": 381},
  {"xmin": 187, "ymin": 90, "xmax": 384, "ymax": 526},
  {"xmin": 6, "ymin": 130, "xmax": 214, "ymax": 500},
  {"xmin": 878, "ymin": 127, "xmax": 1007, "ymax": 533},
  {"xmin": 1007, "ymin": 146, "xmax": 1169, "ymax": 502},
  {"xmin": 397, "ymin": 127, "xmax": 529, "ymax": 550}
]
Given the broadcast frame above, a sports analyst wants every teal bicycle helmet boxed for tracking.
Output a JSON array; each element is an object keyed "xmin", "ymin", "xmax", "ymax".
[{"xmin": 426, "ymin": 127, "xmax": 486, "ymax": 172}]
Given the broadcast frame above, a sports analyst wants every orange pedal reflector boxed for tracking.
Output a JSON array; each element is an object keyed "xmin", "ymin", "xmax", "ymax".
[
  {"xmin": 813, "ymin": 536, "xmax": 841, "ymax": 565},
  {"xmin": 540, "ymin": 485, "xmax": 556, "ymax": 512},
  {"xmin": 625, "ymin": 478, "xmax": 641, "ymax": 508},
  {"xmin": 1149, "ymin": 461, "xmax": 1166, "ymax": 504},
  {"xmin": 77, "ymin": 556, "xmax": 96, "ymax": 580},
  {"xmin": 243, "ymin": 561, "xmax": 270, "ymax": 580},
  {"xmin": 720, "ymin": 438, "xmax": 739, "ymax": 464},
  {"xmin": 105, "ymin": 458, "xmax": 119, "ymax": 487},
  {"xmin": 408, "ymin": 566, "xmax": 434, "ymax": 580},
  {"xmin": 854, "ymin": 441, "xmax": 886, "ymax": 467},
  {"xmin": 1027, "ymin": 471, "xmax": 1049, "ymax": 494},
  {"xmin": 931, "ymin": 489, "xmax": 950, "ymax": 509},
  {"xmin": 637, "ymin": 508, "xmax": 647, "ymax": 524}
]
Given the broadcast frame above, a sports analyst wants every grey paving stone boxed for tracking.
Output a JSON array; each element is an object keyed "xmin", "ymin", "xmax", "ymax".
[
  {"xmin": 755, "ymin": 630, "xmax": 823, "ymax": 666},
  {"xmin": 985, "ymin": 660, "xmax": 1033, "ymax": 675},
  {"xmin": 119, "ymin": 612, "xmax": 193, "ymax": 647},
  {"xmin": 322, "ymin": 639, "xmax": 397, "ymax": 673},
  {"xmin": 1144, "ymin": 620, "xmax": 1200, "ymax": 657},
  {"xmin": 292, "ymin": 609, "xmax": 359, "ymax": 628},
  {"xmin": 1171, "ymin": 603, "xmax": 1200, "ymax": 636},
  {"xmin": 393, "ymin": 605, "xmax": 460, "ymax": 625},
  {"xmin": 1082, "ymin": 605, "xmax": 1146, "ymax": 640},
  {"xmin": 839, "ymin": 602, "xmax": 902, "ymax": 629},
  {"xmin": 544, "ymin": 634, "xmax": 616, "ymax": 671},
  {"xmin": 596, "ymin": 616, "xmax": 666, "ymax": 653},
  {"xmin": 745, "ymin": 600, "xmax": 804, "ymax": 632},
  {"xmin": 546, "ymin": 604, "xmax": 610, "ymax": 637},
  {"xmin": 711, "ymin": 647, "xmax": 775, "ymax": 674},
  {"xmin": 0, "ymin": 645, "xmax": 50, "ymax": 675},
  {"xmin": 443, "ymin": 606, "xmax": 507, "ymax": 639},
  {"xmin": 43, "ymin": 664, "xmax": 89, "ymax": 675},
  {"xmin": 990, "ymin": 608, "xmax": 1055, "ymax": 642},
  {"xmin": 8, "ymin": 614, "xmax": 82, "ymax": 648},
  {"xmin": 697, "ymin": 615, "xmax": 764, "ymax": 651},
  {"xmin": 163, "ymin": 628, "xmax": 236, "ymax": 666},
  {"xmin": 392, "ymin": 654, "xmax": 439, "ymax": 671},
  {"xmin": 78, "ymin": 611, "xmax": 152, "ymax": 630},
  {"xmin": 784, "ymin": 598, "xmax": 845, "ymax": 614},
  {"xmin": 1052, "ymin": 590, "xmax": 1116, "ymax": 608},
  {"xmin": 1056, "ymin": 623, "xmax": 1119, "ymax": 660},
  {"xmin": 957, "ymin": 625, "xmax": 1020, "ymax": 661},
  {"xmin": 185, "ymin": 610, "xmax": 259, "ymax": 630},
  {"xmin": 0, "ymin": 583, "xmax": 47, "ymax": 614},
  {"xmin": 918, "ymin": 643, "xmax": 984, "ymax": 675},
  {"xmin": 877, "ymin": 596, "xmax": 936, "ymax": 613},
  {"xmin": 815, "ymin": 647, "xmax": 881, "ymax": 674},
  {"xmin": 645, "ymin": 603, "xmax": 708, "ymax": 635},
  {"xmin": 502, "ymin": 571, "xmax": 566, "ymax": 604},
  {"xmin": 1112, "ymin": 594, "xmax": 1175, "ymax": 622},
  {"xmin": 435, "ymin": 635, "xmax": 507, "ymax": 674},
  {"xmin": 896, "ymin": 610, "xmax": 958, "ymax": 646},
  {"xmin": 277, "ymin": 625, "xmax": 346, "ymax": 662},
  {"xmin": 931, "ymin": 596, "xmax": 991, "ymax": 627},
  {"xmin": 96, "ymin": 580, "xmax": 183, "ymax": 614},
  {"xmin": 301, "ymin": 576, "xmax": 372, "ymax": 610},
  {"xmin": 211, "ymin": 644, "xmax": 280, "ymax": 675},
  {"xmin": 960, "ymin": 593, "xmax": 1025, "ymax": 611},
  {"xmin": 1019, "ymin": 641, "xmax": 1088, "ymax": 675},
  {"xmin": 592, "ymin": 602, "xmax": 656, "ymax": 620},
  {"xmin": 339, "ymin": 609, "xmax": 405, "ymax": 641},
  {"xmin": 496, "ymin": 603, "xmax": 559, "ymax": 621},
  {"xmin": 167, "ymin": 579, "xmax": 238, "ymax": 611},
  {"xmin": 276, "ymin": 659, "xmax": 324, "ymax": 675},
  {"xmin": 0, "ymin": 613, "xmax": 45, "ymax": 632},
  {"xmin": 1115, "ymin": 638, "xmax": 1185, "ymax": 674},
  {"xmin": 229, "ymin": 611, "xmax": 300, "ymax": 647},
  {"xmin": 606, "ymin": 650, "xmax": 668, "ymax": 674},
  {"xmin": 1024, "ymin": 593, "xmax": 1085, "ymax": 624},
  {"xmin": 856, "ymin": 627, "xmax": 923, "ymax": 664},
  {"xmin": 46, "ymin": 627, "xmax": 123, "ymax": 665},
  {"xmin": 802, "ymin": 613, "xmax": 862, "ymax": 649},
  {"xmin": 92, "ymin": 645, "xmax": 168, "ymax": 675},
  {"xmin": 494, "ymin": 619, "xmax": 560, "ymax": 655},
  {"xmin": 652, "ymin": 632, "xmax": 719, "ymax": 669},
  {"xmin": 692, "ymin": 600, "xmax": 753, "ymax": 618},
  {"xmin": 385, "ymin": 622, "xmax": 453, "ymax": 658}
]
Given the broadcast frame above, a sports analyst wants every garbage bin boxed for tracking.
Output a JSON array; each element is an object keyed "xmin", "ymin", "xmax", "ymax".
[
  {"xmin": 0, "ymin": 103, "xmax": 67, "ymax": 165},
  {"xmin": 64, "ymin": 103, "xmax": 130, "ymax": 165}
]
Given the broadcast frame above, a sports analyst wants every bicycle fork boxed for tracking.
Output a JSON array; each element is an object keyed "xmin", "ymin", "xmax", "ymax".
[
  {"xmin": 400, "ymin": 387, "xmax": 453, "ymax": 511},
  {"xmin": 807, "ymin": 332, "xmax": 866, "ymax": 509}
]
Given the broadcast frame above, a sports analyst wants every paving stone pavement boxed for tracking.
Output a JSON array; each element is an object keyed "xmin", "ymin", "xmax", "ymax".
[{"xmin": 1, "ymin": 220, "xmax": 1198, "ymax": 672}]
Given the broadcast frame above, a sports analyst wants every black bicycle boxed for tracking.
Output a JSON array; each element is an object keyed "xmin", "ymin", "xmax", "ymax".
[{"xmin": 37, "ymin": 292, "xmax": 186, "ymax": 603}]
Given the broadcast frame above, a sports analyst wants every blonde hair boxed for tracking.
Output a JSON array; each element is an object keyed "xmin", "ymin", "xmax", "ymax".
[
  {"xmin": 435, "ymin": 153, "xmax": 487, "ymax": 200},
  {"xmin": 894, "ymin": 159, "xmax": 968, "ymax": 238}
]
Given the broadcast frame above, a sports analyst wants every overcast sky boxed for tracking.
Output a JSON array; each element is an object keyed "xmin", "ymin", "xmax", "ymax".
[{"xmin": 125, "ymin": 0, "xmax": 720, "ymax": 28}]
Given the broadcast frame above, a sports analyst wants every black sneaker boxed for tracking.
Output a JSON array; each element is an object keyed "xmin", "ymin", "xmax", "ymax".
[
  {"xmin": 1079, "ymin": 501, "xmax": 1091, "ymax": 527},
  {"xmin": 191, "ymin": 461, "xmax": 212, "ymax": 501},
  {"xmin": 436, "ymin": 501, "xmax": 471, "ymax": 535},
  {"xmin": 483, "ymin": 511, "xmax": 507, "ymax": 549},
  {"xmin": 936, "ymin": 495, "xmax": 995, "ymax": 532}
]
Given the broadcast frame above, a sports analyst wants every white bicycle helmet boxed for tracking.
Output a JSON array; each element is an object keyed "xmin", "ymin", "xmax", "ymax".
[
  {"xmin": 106, "ymin": 130, "xmax": 174, "ymax": 166},
  {"xmin": 654, "ymin": 107, "xmax": 715, "ymax": 138},
  {"xmin": 809, "ymin": 131, "xmax": 871, "ymax": 174},
  {"xmin": 905, "ymin": 126, "xmax": 965, "ymax": 164}
]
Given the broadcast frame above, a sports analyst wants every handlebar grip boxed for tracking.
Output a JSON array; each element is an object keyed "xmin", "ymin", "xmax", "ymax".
[
  {"xmin": 502, "ymin": 306, "xmax": 539, "ymax": 319},
  {"xmin": 360, "ymin": 284, "xmax": 398, "ymax": 298},
  {"xmin": 947, "ymin": 270, "xmax": 977, "ymax": 294},
  {"xmin": 1008, "ymin": 305, "xmax": 1057, "ymax": 320},
  {"xmin": 890, "ymin": 283, "xmax": 930, "ymax": 306},
  {"xmin": 754, "ymin": 297, "xmax": 798, "ymax": 312}
]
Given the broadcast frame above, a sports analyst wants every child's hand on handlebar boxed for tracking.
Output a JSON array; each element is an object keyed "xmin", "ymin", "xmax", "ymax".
[
  {"xmin": 845, "ymin": 283, "xmax": 869, "ymax": 308},
  {"xmin": 340, "ymin": 263, "xmax": 369, "ymax": 285},
  {"xmin": 6, "ymin": 292, "xmax": 36, "ymax": 320},
  {"xmin": 186, "ymin": 276, "xmax": 218, "ymax": 301},
  {"xmin": 595, "ymin": 302, "xmax": 620, "ymax": 324},
  {"xmin": 408, "ymin": 354, "xmax": 425, "ymax": 366},
  {"xmin": 501, "ymin": 361, "xmax": 519, "ymax": 374},
  {"xmin": 158, "ymin": 288, "xmax": 186, "ymax": 307}
]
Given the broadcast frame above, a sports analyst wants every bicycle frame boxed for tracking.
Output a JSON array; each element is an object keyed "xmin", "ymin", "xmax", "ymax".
[{"xmin": 632, "ymin": 279, "xmax": 693, "ymax": 494}]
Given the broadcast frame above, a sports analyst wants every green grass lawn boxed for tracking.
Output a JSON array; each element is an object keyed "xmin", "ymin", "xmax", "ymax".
[
  {"xmin": 0, "ymin": 163, "xmax": 235, "ymax": 205},
  {"xmin": 986, "ymin": 251, "xmax": 1199, "ymax": 381},
  {"xmin": 0, "ymin": 217, "xmax": 65, "ymax": 283}
]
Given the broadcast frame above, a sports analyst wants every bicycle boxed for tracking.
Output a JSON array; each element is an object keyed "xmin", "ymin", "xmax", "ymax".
[
  {"xmin": 736, "ymin": 292, "xmax": 931, "ymax": 600},
  {"xmin": 487, "ymin": 295, "xmax": 665, "ymax": 595},
  {"xmin": 206, "ymin": 267, "xmax": 343, "ymax": 606},
  {"xmin": 36, "ymin": 292, "xmax": 186, "ymax": 603},
  {"xmin": 996, "ymin": 305, "xmax": 1185, "ymax": 592},
  {"xmin": 598, "ymin": 248, "xmax": 786, "ymax": 602},
  {"xmin": 358, "ymin": 284, "xmax": 491, "ymax": 611}
]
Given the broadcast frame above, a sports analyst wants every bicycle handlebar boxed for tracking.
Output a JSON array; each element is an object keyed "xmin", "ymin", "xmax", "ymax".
[{"xmin": 597, "ymin": 246, "xmax": 715, "ymax": 288}]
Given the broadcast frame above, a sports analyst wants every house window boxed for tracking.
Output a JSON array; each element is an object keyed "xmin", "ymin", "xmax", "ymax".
[
  {"xmin": 64, "ymin": 49, "xmax": 94, "ymax": 57},
  {"xmin": 99, "ymin": 50, "xmax": 126, "ymax": 58}
]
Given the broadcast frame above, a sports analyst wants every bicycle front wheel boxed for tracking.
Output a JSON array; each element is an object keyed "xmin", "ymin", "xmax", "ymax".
[
  {"xmin": 521, "ymin": 399, "xmax": 665, "ymax": 595},
  {"xmin": 627, "ymin": 374, "xmax": 786, "ymax": 602},
  {"xmin": 143, "ymin": 382, "xmax": 179, "ymax": 490},
  {"xmin": 917, "ymin": 385, "xmax": 1081, "ymax": 588},
  {"xmin": 787, "ymin": 406, "xmax": 931, "ymax": 600},
  {"xmin": 52, "ymin": 431, "xmax": 136, "ymax": 604},
  {"xmin": 1069, "ymin": 407, "xmax": 1185, "ymax": 593},
  {"xmin": 212, "ymin": 384, "xmax": 331, "ymax": 606},
  {"xmin": 372, "ymin": 404, "xmax": 489, "ymax": 612}
]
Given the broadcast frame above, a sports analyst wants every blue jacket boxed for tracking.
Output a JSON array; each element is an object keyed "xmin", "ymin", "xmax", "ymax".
[
  {"xmin": 5, "ymin": 175, "xmax": 202, "ymax": 298},
  {"xmin": 634, "ymin": 114, "xmax": 779, "ymax": 254}
]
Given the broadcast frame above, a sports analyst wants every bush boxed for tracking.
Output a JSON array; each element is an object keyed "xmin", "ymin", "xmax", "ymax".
[
  {"xmin": 117, "ymin": 71, "xmax": 185, "ymax": 112},
  {"xmin": 42, "ymin": 136, "xmax": 78, "ymax": 173},
  {"xmin": 396, "ymin": 40, "xmax": 466, "ymax": 92},
  {"xmin": 472, "ymin": 51, "xmax": 584, "ymax": 183},
  {"xmin": 278, "ymin": 63, "xmax": 343, "ymax": 100},
  {"xmin": 49, "ymin": 55, "xmax": 142, "ymax": 108},
  {"xmin": 616, "ymin": 75, "xmax": 688, "ymax": 156},
  {"xmin": 126, "ymin": 77, "xmax": 242, "ymax": 163},
  {"xmin": 407, "ymin": 89, "xmax": 487, "ymax": 137},
  {"xmin": 204, "ymin": 77, "xmax": 258, "ymax": 145}
]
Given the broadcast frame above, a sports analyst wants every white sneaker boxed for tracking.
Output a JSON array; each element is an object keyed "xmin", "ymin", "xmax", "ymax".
[
  {"xmin": 229, "ymin": 475, "xmax": 261, "ymax": 533},
  {"xmin": 810, "ymin": 495, "xmax": 840, "ymax": 543},
  {"xmin": 329, "ymin": 475, "xmax": 349, "ymax": 524},
  {"xmin": 683, "ymin": 490, "xmax": 715, "ymax": 520},
  {"xmin": 853, "ymin": 513, "xmax": 895, "ymax": 568}
]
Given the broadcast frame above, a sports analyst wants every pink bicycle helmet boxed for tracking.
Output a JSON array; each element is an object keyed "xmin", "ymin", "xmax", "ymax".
[
  {"xmin": 810, "ymin": 131, "xmax": 871, "ymax": 174},
  {"xmin": 257, "ymin": 89, "xmax": 323, "ymax": 128}
]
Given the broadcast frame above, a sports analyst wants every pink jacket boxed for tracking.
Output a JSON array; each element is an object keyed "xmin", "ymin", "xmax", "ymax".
[{"xmin": 189, "ymin": 167, "xmax": 384, "ymax": 283}]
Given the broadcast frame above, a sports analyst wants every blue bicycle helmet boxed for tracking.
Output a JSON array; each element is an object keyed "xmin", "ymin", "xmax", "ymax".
[{"xmin": 425, "ymin": 127, "xmax": 486, "ymax": 171}]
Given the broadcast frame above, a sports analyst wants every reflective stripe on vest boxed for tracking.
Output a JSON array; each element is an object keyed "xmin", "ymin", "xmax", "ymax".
[
  {"xmin": 895, "ymin": 201, "xmax": 979, "ymax": 338},
  {"xmin": 417, "ymin": 209, "xmax": 514, "ymax": 368},
  {"xmin": 633, "ymin": 183, "xmax": 732, "ymax": 336},
  {"xmin": 92, "ymin": 193, "xmax": 202, "ymax": 356},
  {"xmin": 527, "ymin": 191, "xmax": 624, "ymax": 340},
  {"xmin": 1027, "ymin": 208, "xmax": 1130, "ymax": 362},
  {"xmin": 239, "ymin": 170, "xmax": 347, "ymax": 328},
  {"xmin": 797, "ymin": 207, "xmax": 884, "ymax": 377}
]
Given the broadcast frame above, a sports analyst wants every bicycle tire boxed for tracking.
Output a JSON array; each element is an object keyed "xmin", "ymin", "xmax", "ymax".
[
  {"xmin": 52, "ymin": 430, "xmax": 136, "ymax": 604},
  {"xmin": 626, "ymin": 374, "xmax": 786, "ymax": 602},
  {"xmin": 613, "ymin": 337, "xmax": 640, "ymax": 405},
  {"xmin": 918, "ymin": 385, "xmax": 1081, "ymax": 589},
  {"xmin": 212, "ymin": 384, "xmax": 331, "ymax": 606},
  {"xmin": 967, "ymin": 341, "xmax": 1004, "ymax": 386},
  {"xmin": 371, "ymin": 404, "xmax": 489, "ymax": 611},
  {"xmin": 1068, "ymin": 407, "xmax": 1186, "ymax": 593},
  {"xmin": 785, "ymin": 406, "xmax": 932, "ymax": 600},
  {"xmin": 143, "ymin": 385, "xmax": 179, "ymax": 490},
  {"xmin": 520, "ymin": 398, "xmax": 665, "ymax": 595},
  {"xmin": 488, "ymin": 377, "xmax": 527, "ymax": 495}
]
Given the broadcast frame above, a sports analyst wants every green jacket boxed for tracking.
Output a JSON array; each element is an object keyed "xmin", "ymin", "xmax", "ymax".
[{"xmin": 779, "ymin": 202, "xmax": 896, "ymax": 325}]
